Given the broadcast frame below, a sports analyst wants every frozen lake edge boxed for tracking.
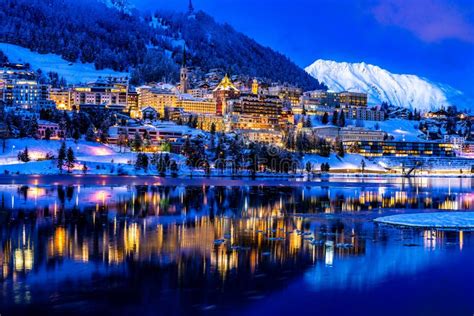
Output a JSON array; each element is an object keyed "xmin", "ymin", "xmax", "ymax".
[{"xmin": 375, "ymin": 212, "xmax": 474, "ymax": 229}]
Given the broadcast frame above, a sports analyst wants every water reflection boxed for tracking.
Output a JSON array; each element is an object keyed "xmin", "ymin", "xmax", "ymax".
[{"xmin": 0, "ymin": 179, "xmax": 473, "ymax": 314}]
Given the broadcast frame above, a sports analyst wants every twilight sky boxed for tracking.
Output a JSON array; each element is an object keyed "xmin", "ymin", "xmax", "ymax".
[{"xmin": 131, "ymin": 0, "xmax": 474, "ymax": 96}]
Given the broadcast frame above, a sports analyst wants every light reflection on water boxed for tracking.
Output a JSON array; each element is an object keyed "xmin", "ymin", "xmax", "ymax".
[{"xmin": 0, "ymin": 177, "xmax": 473, "ymax": 315}]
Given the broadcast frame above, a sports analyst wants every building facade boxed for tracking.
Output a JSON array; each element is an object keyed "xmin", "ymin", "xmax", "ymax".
[{"xmin": 345, "ymin": 140, "xmax": 454, "ymax": 157}]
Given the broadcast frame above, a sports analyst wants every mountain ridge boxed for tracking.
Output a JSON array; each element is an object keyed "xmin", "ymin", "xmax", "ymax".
[{"xmin": 305, "ymin": 59, "xmax": 470, "ymax": 111}]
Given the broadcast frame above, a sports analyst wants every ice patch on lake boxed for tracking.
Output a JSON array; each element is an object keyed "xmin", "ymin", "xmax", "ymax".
[{"xmin": 375, "ymin": 212, "xmax": 474, "ymax": 229}]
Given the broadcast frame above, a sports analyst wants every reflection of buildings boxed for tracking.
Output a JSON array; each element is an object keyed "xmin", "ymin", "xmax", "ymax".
[
  {"xmin": 1, "ymin": 204, "xmax": 368, "ymax": 283},
  {"xmin": 0, "ymin": 182, "xmax": 472, "ymax": 285}
]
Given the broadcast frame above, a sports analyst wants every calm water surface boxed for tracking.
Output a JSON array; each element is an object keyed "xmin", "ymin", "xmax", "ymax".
[{"xmin": 1, "ymin": 176, "xmax": 473, "ymax": 315}]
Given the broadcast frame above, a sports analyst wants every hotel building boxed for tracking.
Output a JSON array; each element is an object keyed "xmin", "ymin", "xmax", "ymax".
[{"xmin": 345, "ymin": 140, "xmax": 454, "ymax": 157}]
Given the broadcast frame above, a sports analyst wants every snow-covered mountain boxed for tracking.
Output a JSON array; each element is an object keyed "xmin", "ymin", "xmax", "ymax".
[{"xmin": 305, "ymin": 60, "xmax": 471, "ymax": 111}]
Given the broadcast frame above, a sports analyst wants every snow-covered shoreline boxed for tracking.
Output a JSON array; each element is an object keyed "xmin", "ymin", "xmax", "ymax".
[{"xmin": 0, "ymin": 138, "xmax": 472, "ymax": 177}]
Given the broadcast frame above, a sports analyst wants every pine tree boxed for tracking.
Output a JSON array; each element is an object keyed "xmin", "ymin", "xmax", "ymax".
[
  {"xmin": 305, "ymin": 161, "xmax": 312, "ymax": 174},
  {"xmin": 335, "ymin": 141, "xmax": 345, "ymax": 157},
  {"xmin": 17, "ymin": 147, "xmax": 30, "ymax": 162},
  {"xmin": 305, "ymin": 116, "xmax": 312, "ymax": 128},
  {"xmin": 322, "ymin": 112, "xmax": 329, "ymax": 124},
  {"xmin": 132, "ymin": 132, "xmax": 143, "ymax": 151},
  {"xmin": 66, "ymin": 147, "xmax": 75, "ymax": 173},
  {"xmin": 85, "ymin": 125, "xmax": 96, "ymax": 142},
  {"xmin": 332, "ymin": 111, "xmax": 338, "ymax": 125},
  {"xmin": 45, "ymin": 127, "xmax": 52, "ymax": 140},
  {"xmin": 28, "ymin": 118, "xmax": 39, "ymax": 139},
  {"xmin": 210, "ymin": 122, "xmax": 216, "ymax": 135},
  {"xmin": 164, "ymin": 153, "xmax": 170, "ymax": 169},
  {"xmin": 135, "ymin": 153, "xmax": 149, "ymax": 171},
  {"xmin": 170, "ymin": 160, "xmax": 179, "ymax": 177},
  {"xmin": 72, "ymin": 128, "xmax": 81, "ymax": 141},
  {"xmin": 360, "ymin": 159, "xmax": 366, "ymax": 173},
  {"xmin": 57, "ymin": 142, "xmax": 67, "ymax": 173},
  {"xmin": 338, "ymin": 110, "xmax": 346, "ymax": 127},
  {"xmin": 156, "ymin": 154, "xmax": 166, "ymax": 175},
  {"xmin": 143, "ymin": 130, "xmax": 151, "ymax": 148},
  {"xmin": 203, "ymin": 157, "xmax": 211, "ymax": 176}
]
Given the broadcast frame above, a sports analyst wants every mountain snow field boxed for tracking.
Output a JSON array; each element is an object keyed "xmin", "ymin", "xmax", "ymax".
[
  {"xmin": 305, "ymin": 59, "xmax": 471, "ymax": 111},
  {"xmin": 0, "ymin": 43, "xmax": 129, "ymax": 84}
]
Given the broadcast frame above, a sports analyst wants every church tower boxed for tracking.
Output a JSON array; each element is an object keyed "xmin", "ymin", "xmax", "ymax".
[
  {"xmin": 180, "ymin": 47, "xmax": 188, "ymax": 94},
  {"xmin": 251, "ymin": 79, "xmax": 259, "ymax": 95},
  {"xmin": 188, "ymin": 0, "xmax": 194, "ymax": 14}
]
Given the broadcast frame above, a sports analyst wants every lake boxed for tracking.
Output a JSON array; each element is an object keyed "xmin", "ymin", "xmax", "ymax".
[{"xmin": 0, "ymin": 176, "xmax": 473, "ymax": 315}]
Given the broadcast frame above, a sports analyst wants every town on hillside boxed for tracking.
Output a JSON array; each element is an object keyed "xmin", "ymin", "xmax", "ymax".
[{"xmin": 0, "ymin": 56, "xmax": 473, "ymax": 177}]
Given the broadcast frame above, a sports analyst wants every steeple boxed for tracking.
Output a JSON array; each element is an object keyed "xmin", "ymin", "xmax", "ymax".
[
  {"xmin": 188, "ymin": 0, "xmax": 194, "ymax": 13},
  {"xmin": 213, "ymin": 74, "xmax": 239, "ymax": 92},
  {"xmin": 180, "ymin": 46, "xmax": 189, "ymax": 93},
  {"xmin": 182, "ymin": 46, "xmax": 187, "ymax": 67}
]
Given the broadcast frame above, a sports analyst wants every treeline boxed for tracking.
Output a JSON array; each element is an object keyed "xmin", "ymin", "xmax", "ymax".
[
  {"xmin": 152, "ymin": 11, "xmax": 326, "ymax": 90},
  {"xmin": 0, "ymin": 107, "xmax": 118, "ymax": 143},
  {"xmin": 0, "ymin": 0, "xmax": 325, "ymax": 90},
  {"xmin": 0, "ymin": 0, "xmax": 152, "ymax": 71}
]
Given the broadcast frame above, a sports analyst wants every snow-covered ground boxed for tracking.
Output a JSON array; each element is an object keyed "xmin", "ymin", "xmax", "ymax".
[
  {"xmin": 375, "ymin": 212, "xmax": 474, "ymax": 229},
  {"xmin": 0, "ymin": 43, "xmax": 128, "ymax": 84},
  {"xmin": 303, "ymin": 153, "xmax": 384, "ymax": 172},
  {"xmin": 362, "ymin": 119, "xmax": 424, "ymax": 141},
  {"xmin": 305, "ymin": 116, "xmax": 424, "ymax": 142},
  {"xmin": 0, "ymin": 139, "xmax": 144, "ymax": 175}
]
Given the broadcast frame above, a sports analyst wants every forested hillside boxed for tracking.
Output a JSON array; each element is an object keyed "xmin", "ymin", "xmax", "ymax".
[{"xmin": 0, "ymin": 0, "xmax": 325, "ymax": 90}]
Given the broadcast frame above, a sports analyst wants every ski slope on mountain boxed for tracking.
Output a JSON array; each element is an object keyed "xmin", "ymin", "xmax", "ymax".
[
  {"xmin": 305, "ymin": 60, "xmax": 470, "ymax": 111},
  {"xmin": 0, "ymin": 43, "xmax": 129, "ymax": 84}
]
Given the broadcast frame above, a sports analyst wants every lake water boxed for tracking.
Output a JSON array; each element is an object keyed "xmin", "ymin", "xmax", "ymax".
[{"xmin": 1, "ymin": 176, "xmax": 473, "ymax": 315}]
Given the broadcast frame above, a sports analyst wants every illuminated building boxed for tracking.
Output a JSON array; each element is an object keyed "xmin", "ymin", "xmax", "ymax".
[
  {"xmin": 139, "ymin": 106, "xmax": 159, "ymax": 120},
  {"xmin": 303, "ymin": 90, "xmax": 340, "ymax": 109},
  {"xmin": 72, "ymin": 77, "xmax": 129, "ymax": 111},
  {"xmin": 226, "ymin": 93, "xmax": 287, "ymax": 130},
  {"xmin": 175, "ymin": 94, "xmax": 217, "ymax": 115},
  {"xmin": 312, "ymin": 126, "xmax": 340, "ymax": 141},
  {"xmin": 251, "ymin": 78, "xmax": 259, "ymax": 95},
  {"xmin": 228, "ymin": 93, "xmax": 282, "ymax": 116},
  {"xmin": 2, "ymin": 79, "xmax": 50, "ymax": 108},
  {"xmin": 339, "ymin": 127, "xmax": 385, "ymax": 142},
  {"xmin": 195, "ymin": 114, "xmax": 226, "ymax": 132},
  {"xmin": 138, "ymin": 87, "xmax": 177, "ymax": 117},
  {"xmin": 49, "ymin": 88, "xmax": 72, "ymax": 110},
  {"xmin": 0, "ymin": 63, "xmax": 36, "ymax": 81},
  {"xmin": 212, "ymin": 74, "xmax": 240, "ymax": 115},
  {"xmin": 345, "ymin": 140, "xmax": 454, "ymax": 157},
  {"xmin": 268, "ymin": 85, "xmax": 302, "ymax": 106},
  {"xmin": 239, "ymin": 129, "xmax": 284, "ymax": 145},
  {"xmin": 339, "ymin": 91, "xmax": 367, "ymax": 108},
  {"xmin": 127, "ymin": 90, "xmax": 139, "ymax": 116},
  {"xmin": 107, "ymin": 123, "xmax": 192, "ymax": 145},
  {"xmin": 346, "ymin": 107, "xmax": 385, "ymax": 121},
  {"xmin": 37, "ymin": 120, "xmax": 63, "ymax": 139},
  {"xmin": 443, "ymin": 135, "xmax": 465, "ymax": 151},
  {"xmin": 425, "ymin": 109, "xmax": 448, "ymax": 120}
]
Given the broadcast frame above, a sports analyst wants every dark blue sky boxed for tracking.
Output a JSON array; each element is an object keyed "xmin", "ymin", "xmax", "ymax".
[{"xmin": 131, "ymin": 0, "xmax": 474, "ymax": 96}]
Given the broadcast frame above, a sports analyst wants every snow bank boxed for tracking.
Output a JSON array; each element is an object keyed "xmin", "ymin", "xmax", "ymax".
[
  {"xmin": 0, "ymin": 139, "xmax": 115, "ymax": 164},
  {"xmin": 303, "ymin": 153, "xmax": 384, "ymax": 172},
  {"xmin": 375, "ymin": 212, "xmax": 474, "ymax": 229},
  {"xmin": 361, "ymin": 119, "xmax": 423, "ymax": 141},
  {"xmin": 0, "ymin": 43, "xmax": 128, "ymax": 84}
]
